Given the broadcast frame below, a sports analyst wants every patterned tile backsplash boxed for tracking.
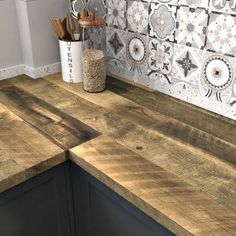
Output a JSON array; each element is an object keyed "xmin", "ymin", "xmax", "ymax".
[{"xmin": 98, "ymin": 0, "xmax": 236, "ymax": 120}]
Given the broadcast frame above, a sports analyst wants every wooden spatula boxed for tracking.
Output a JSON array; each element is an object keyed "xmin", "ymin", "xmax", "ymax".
[{"xmin": 50, "ymin": 18, "xmax": 65, "ymax": 40}]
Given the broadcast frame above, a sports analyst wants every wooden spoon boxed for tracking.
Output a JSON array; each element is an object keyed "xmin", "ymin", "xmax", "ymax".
[{"xmin": 50, "ymin": 18, "xmax": 65, "ymax": 40}]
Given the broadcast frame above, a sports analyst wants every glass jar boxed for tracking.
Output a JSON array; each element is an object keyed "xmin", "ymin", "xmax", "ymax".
[{"xmin": 79, "ymin": 12, "xmax": 106, "ymax": 93}]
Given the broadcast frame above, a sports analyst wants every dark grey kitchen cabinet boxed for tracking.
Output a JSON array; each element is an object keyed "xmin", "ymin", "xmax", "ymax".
[
  {"xmin": 0, "ymin": 163, "xmax": 73, "ymax": 236},
  {"xmin": 71, "ymin": 162, "xmax": 175, "ymax": 236},
  {"xmin": 0, "ymin": 161, "xmax": 175, "ymax": 236}
]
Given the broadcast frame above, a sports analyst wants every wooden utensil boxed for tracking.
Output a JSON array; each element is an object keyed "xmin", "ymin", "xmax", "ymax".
[
  {"xmin": 50, "ymin": 18, "xmax": 65, "ymax": 40},
  {"xmin": 62, "ymin": 17, "xmax": 71, "ymax": 40},
  {"xmin": 81, "ymin": 8, "xmax": 87, "ymax": 19},
  {"xmin": 66, "ymin": 13, "xmax": 75, "ymax": 41},
  {"xmin": 77, "ymin": 13, "xmax": 81, "ymax": 34}
]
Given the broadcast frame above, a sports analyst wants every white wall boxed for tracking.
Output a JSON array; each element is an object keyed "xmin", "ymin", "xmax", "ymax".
[
  {"xmin": 0, "ymin": 0, "xmax": 22, "ymax": 69},
  {"xmin": 0, "ymin": 0, "xmax": 68, "ymax": 78},
  {"xmin": 22, "ymin": 0, "xmax": 68, "ymax": 67},
  {"xmin": 15, "ymin": 0, "xmax": 34, "ymax": 67}
]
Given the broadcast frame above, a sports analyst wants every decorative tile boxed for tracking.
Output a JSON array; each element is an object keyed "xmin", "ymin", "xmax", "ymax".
[
  {"xmin": 106, "ymin": 27, "xmax": 126, "ymax": 61},
  {"xmin": 126, "ymin": 32, "xmax": 148, "ymax": 75},
  {"xmin": 178, "ymin": 0, "xmax": 209, "ymax": 9},
  {"xmin": 209, "ymin": 0, "xmax": 236, "ymax": 14},
  {"xmin": 132, "ymin": 73, "xmax": 149, "ymax": 87},
  {"xmin": 229, "ymin": 97, "xmax": 236, "ymax": 111},
  {"xmin": 107, "ymin": 56, "xmax": 128, "ymax": 79},
  {"xmin": 149, "ymin": 3, "xmax": 176, "ymax": 41},
  {"xmin": 200, "ymin": 52, "xmax": 235, "ymax": 103},
  {"xmin": 203, "ymin": 56, "xmax": 233, "ymax": 90},
  {"xmin": 103, "ymin": 0, "xmax": 236, "ymax": 119},
  {"xmin": 169, "ymin": 81, "xmax": 198, "ymax": 102},
  {"xmin": 234, "ymin": 81, "xmax": 236, "ymax": 96},
  {"xmin": 90, "ymin": 0, "xmax": 106, "ymax": 17},
  {"xmin": 151, "ymin": 0, "xmax": 178, "ymax": 4},
  {"xmin": 175, "ymin": 6, "xmax": 208, "ymax": 49},
  {"xmin": 146, "ymin": 72, "xmax": 172, "ymax": 91},
  {"xmin": 106, "ymin": 0, "xmax": 126, "ymax": 29},
  {"xmin": 172, "ymin": 44, "xmax": 204, "ymax": 85},
  {"xmin": 148, "ymin": 38, "xmax": 174, "ymax": 84},
  {"xmin": 207, "ymin": 13, "xmax": 236, "ymax": 56},
  {"xmin": 127, "ymin": 1, "xmax": 149, "ymax": 34},
  {"xmin": 71, "ymin": 0, "xmax": 84, "ymax": 18}
]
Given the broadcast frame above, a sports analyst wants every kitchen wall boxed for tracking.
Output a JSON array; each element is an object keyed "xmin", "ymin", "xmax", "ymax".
[
  {"xmin": 100, "ymin": 0, "xmax": 236, "ymax": 120},
  {"xmin": 0, "ymin": 0, "xmax": 23, "ymax": 72},
  {"xmin": 0, "ymin": 0, "xmax": 67, "ymax": 79}
]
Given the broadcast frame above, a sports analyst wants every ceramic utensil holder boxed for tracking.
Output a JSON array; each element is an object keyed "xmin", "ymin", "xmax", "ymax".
[{"xmin": 59, "ymin": 39, "xmax": 84, "ymax": 83}]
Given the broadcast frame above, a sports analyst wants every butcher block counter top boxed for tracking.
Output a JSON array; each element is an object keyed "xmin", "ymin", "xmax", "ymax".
[
  {"xmin": 0, "ymin": 73, "xmax": 236, "ymax": 236},
  {"xmin": 0, "ymin": 103, "xmax": 65, "ymax": 193}
]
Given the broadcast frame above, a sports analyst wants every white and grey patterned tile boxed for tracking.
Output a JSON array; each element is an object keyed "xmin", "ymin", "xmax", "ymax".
[
  {"xmin": 71, "ymin": 0, "xmax": 84, "ymax": 18},
  {"xmin": 106, "ymin": 27, "xmax": 126, "ymax": 61},
  {"xmin": 152, "ymin": 73, "xmax": 236, "ymax": 119},
  {"xmin": 209, "ymin": 0, "xmax": 236, "ymax": 14},
  {"xmin": 103, "ymin": 0, "xmax": 236, "ymax": 120},
  {"xmin": 229, "ymin": 96, "xmax": 236, "ymax": 113},
  {"xmin": 107, "ymin": 56, "xmax": 129, "ymax": 79},
  {"xmin": 175, "ymin": 6, "xmax": 208, "ymax": 49},
  {"xmin": 148, "ymin": 38, "xmax": 174, "ymax": 84},
  {"xmin": 146, "ymin": 72, "xmax": 173, "ymax": 91},
  {"xmin": 132, "ymin": 73, "xmax": 149, "ymax": 87},
  {"xmin": 91, "ymin": 0, "xmax": 106, "ymax": 17},
  {"xmin": 106, "ymin": 0, "xmax": 126, "ymax": 30},
  {"xmin": 151, "ymin": 0, "xmax": 178, "ymax": 4},
  {"xmin": 172, "ymin": 44, "xmax": 205, "ymax": 85},
  {"xmin": 127, "ymin": 1, "xmax": 149, "ymax": 34},
  {"xmin": 206, "ymin": 12, "xmax": 236, "ymax": 56},
  {"xmin": 234, "ymin": 80, "xmax": 236, "ymax": 96},
  {"xmin": 169, "ymin": 81, "xmax": 199, "ymax": 102},
  {"xmin": 126, "ymin": 32, "xmax": 148, "ymax": 75},
  {"xmin": 178, "ymin": 0, "xmax": 209, "ymax": 9},
  {"xmin": 199, "ymin": 52, "xmax": 235, "ymax": 103},
  {"xmin": 149, "ymin": 3, "xmax": 176, "ymax": 41}
]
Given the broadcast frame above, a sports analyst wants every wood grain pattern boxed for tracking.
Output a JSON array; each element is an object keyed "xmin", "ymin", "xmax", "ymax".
[
  {"xmin": 0, "ymin": 103, "xmax": 65, "ymax": 193},
  {"xmin": 4, "ymin": 74, "xmax": 236, "ymax": 213},
  {"xmin": 45, "ymin": 74, "xmax": 236, "ymax": 165},
  {"xmin": 0, "ymin": 73, "xmax": 235, "ymax": 236},
  {"xmin": 43, "ymin": 74, "xmax": 236, "ymax": 212},
  {"xmin": 0, "ymin": 81, "xmax": 99, "ymax": 150},
  {"xmin": 107, "ymin": 75, "xmax": 236, "ymax": 145},
  {"xmin": 70, "ymin": 135, "xmax": 236, "ymax": 236}
]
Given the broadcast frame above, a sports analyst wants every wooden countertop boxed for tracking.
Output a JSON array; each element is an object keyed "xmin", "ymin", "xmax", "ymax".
[
  {"xmin": 70, "ymin": 135, "xmax": 236, "ymax": 236},
  {"xmin": 0, "ymin": 73, "xmax": 235, "ymax": 235},
  {"xmin": 0, "ymin": 103, "xmax": 65, "ymax": 192}
]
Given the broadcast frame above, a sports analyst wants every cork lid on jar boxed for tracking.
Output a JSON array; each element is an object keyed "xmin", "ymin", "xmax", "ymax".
[{"xmin": 79, "ymin": 9, "xmax": 106, "ymax": 27}]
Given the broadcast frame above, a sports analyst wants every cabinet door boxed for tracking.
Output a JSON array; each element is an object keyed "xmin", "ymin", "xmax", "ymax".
[
  {"xmin": 71, "ymin": 163, "xmax": 175, "ymax": 236},
  {"xmin": 0, "ymin": 163, "xmax": 73, "ymax": 236}
]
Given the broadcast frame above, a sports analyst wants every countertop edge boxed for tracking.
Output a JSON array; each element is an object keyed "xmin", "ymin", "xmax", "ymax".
[
  {"xmin": 69, "ymin": 135, "xmax": 236, "ymax": 236},
  {"xmin": 0, "ymin": 152, "xmax": 65, "ymax": 193},
  {"xmin": 69, "ymin": 149, "xmax": 193, "ymax": 236}
]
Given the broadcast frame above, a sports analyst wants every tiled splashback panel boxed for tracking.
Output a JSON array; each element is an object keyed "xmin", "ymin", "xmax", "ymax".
[{"xmin": 98, "ymin": 0, "xmax": 236, "ymax": 120}]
